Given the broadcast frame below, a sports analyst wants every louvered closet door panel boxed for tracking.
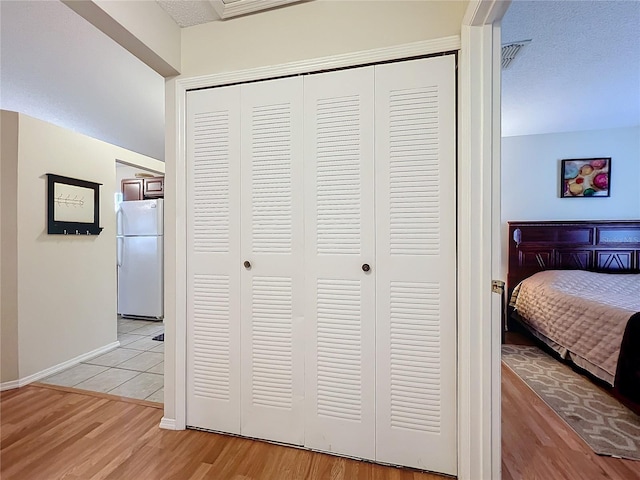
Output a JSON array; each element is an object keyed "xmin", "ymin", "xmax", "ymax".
[
  {"xmin": 303, "ymin": 66, "xmax": 376, "ymax": 460},
  {"xmin": 375, "ymin": 56, "xmax": 457, "ymax": 476},
  {"xmin": 240, "ymin": 77, "xmax": 305, "ymax": 445},
  {"xmin": 186, "ymin": 86, "xmax": 241, "ymax": 434}
]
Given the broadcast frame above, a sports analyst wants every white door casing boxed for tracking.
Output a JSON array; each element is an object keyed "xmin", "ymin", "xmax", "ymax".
[
  {"xmin": 303, "ymin": 66, "xmax": 376, "ymax": 460},
  {"xmin": 173, "ymin": 20, "xmax": 503, "ymax": 479},
  {"xmin": 186, "ymin": 85, "xmax": 242, "ymax": 434},
  {"xmin": 375, "ymin": 56, "xmax": 457, "ymax": 475},
  {"xmin": 240, "ymin": 77, "xmax": 305, "ymax": 445}
]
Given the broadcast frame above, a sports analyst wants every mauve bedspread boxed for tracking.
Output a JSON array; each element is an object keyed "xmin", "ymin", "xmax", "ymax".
[{"xmin": 511, "ymin": 270, "xmax": 640, "ymax": 386}]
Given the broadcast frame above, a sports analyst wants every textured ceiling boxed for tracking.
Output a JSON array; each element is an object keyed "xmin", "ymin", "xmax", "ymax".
[
  {"xmin": 156, "ymin": 0, "xmax": 305, "ymax": 26},
  {"xmin": 502, "ymin": 0, "xmax": 640, "ymax": 137},
  {"xmin": 156, "ymin": 0, "xmax": 220, "ymax": 27}
]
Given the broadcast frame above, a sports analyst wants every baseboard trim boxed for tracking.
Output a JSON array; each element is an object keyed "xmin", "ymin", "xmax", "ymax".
[
  {"xmin": 0, "ymin": 341, "xmax": 120, "ymax": 392},
  {"xmin": 0, "ymin": 379, "xmax": 20, "ymax": 391},
  {"xmin": 159, "ymin": 417, "xmax": 177, "ymax": 430}
]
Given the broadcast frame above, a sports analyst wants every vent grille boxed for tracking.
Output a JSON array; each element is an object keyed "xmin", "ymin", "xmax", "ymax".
[
  {"xmin": 251, "ymin": 276, "xmax": 293, "ymax": 409},
  {"xmin": 388, "ymin": 87, "xmax": 441, "ymax": 256},
  {"xmin": 316, "ymin": 95, "xmax": 362, "ymax": 255},
  {"xmin": 502, "ymin": 40, "xmax": 531, "ymax": 70},
  {"xmin": 192, "ymin": 274, "xmax": 231, "ymax": 400},
  {"xmin": 390, "ymin": 281, "xmax": 442, "ymax": 433},
  {"xmin": 192, "ymin": 110, "xmax": 231, "ymax": 253},
  {"xmin": 250, "ymin": 102, "xmax": 293, "ymax": 254},
  {"xmin": 316, "ymin": 278, "xmax": 363, "ymax": 421}
]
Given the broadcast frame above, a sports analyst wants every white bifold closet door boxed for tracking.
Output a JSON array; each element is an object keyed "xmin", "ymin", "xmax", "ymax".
[
  {"xmin": 303, "ymin": 66, "xmax": 376, "ymax": 460},
  {"xmin": 240, "ymin": 77, "xmax": 305, "ymax": 445},
  {"xmin": 186, "ymin": 85, "xmax": 242, "ymax": 434},
  {"xmin": 375, "ymin": 56, "xmax": 457, "ymax": 475},
  {"xmin": 186, "ymin": 55, "xmax": 457, "ymax": 476}
]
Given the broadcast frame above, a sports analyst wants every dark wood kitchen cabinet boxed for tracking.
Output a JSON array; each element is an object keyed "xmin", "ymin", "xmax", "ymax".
[
  {"xmin": 121, "ymin": 177, "xmax": 164, "ymax": 200},
  {"xmin": 121, "ymin": 178, "xmax": 144, "ymax": 201},
  {"xmin": 143, "ymin": 176, "xmax": 164, "ymax": 198}
]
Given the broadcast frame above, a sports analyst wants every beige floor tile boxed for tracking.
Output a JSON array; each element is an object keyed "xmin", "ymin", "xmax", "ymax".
[
  {"xmin": 108, "ymin": 373, "xmax": 163, "ymax": 400},
  {"xmin": 74, "ymin": 368, "xmax": 140, "ymax": 393},
  {"xmin": 125, "ymin": 337, "xmax": 161, "ymax": 351},
  {"xmin": 128, "ymin": 323, "xmax": 164, "ymax": 336},
  {"xmin": 117, "ymin": 323, "xmax": 144, "ymax": 334},
  {"xmin": 146, "ymin": 362, "xmax": 164, "ymax": 374},
  {"xmin": 84, "ymin": 348, "xmax": 141, "ymax": 367},
  {"xmin": 145, "ymin": 387, "xmax": 164, "ymax": 403},
  {"xmin": 41, "ymin": 364, "xmax": 109, "ymax": 387},
  {"xmin": 43, "ymin": 317, "xmax": 164, "ymax": 401},
  {"xmin": 118, "ymin": 317, "xmax": 156, "ymax": 325},
  {"xmin": 118, "ymin": 318, "xmax": 157, "ymax": 330},
  {"xmin": 117, "ymin": 318, "xmax": 139, "ymax": 326},
  {"xmin": 116, "ymin": 351, "xmax": 164, "ymax": 372},
  {"xmin": 117, "ymin": 333, "xmax": 147, "ymax": 347}
]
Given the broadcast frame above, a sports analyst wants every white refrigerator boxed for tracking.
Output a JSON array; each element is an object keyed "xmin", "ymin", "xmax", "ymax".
[{"xmin": 117, "ymin": 199, "xmax": 164, "ymax": 319}]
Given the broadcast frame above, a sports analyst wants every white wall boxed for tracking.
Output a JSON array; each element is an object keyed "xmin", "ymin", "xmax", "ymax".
[
  {"xmin": 1, "ymin": 0, "xmax": 166, "ymax": 161},
  {"xmin": 1, "ymin": 111, "xmax": 163, "ymax": 382},
  {"xmin": 501, "ymin": 126, "xmax": 640, "ymax": 276},
  {"xmin": 180, "ymin": 0, "xmax": 467, "ymax": 77},
  {"xmin": 164, "ymin": 0, "xmax": 468, "ymax": 422}
]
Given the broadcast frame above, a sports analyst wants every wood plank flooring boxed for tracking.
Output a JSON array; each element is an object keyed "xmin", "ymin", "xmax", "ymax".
[
  {"xmin": 501, "ymin": 364, "xmax": 639, "ymax": 480},
  {"xmin": 0, "ymin": 385, "xmax": 443, "ymax": 480},
  {"xmin": 2, "ymin": 367, "xmax": 638, "ymax": 480}
]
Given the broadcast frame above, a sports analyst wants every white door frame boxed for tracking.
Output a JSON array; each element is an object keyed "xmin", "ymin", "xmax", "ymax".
[
  {"xmin": 164, "ymin": 3, "xmax": 507, "ymax": 478},
  {"xmin": 459, "ymin": 2, "xmax": 509, "ymax": 479}
]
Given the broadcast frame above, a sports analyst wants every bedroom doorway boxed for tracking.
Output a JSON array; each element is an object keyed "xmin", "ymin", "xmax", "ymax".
[{"xmin": 500, "ymin": 1, "xmax": 640, "ymax": 478}]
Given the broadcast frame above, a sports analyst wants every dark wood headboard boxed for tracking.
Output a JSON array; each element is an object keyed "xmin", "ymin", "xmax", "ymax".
[{"xmin": 507, "ymin": 220, "xmax": 640, "ymax": 297}]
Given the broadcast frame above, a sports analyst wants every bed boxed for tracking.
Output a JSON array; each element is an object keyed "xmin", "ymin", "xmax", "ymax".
[{"xmin": 507, "ymin": 220, "xmax": 640, "ymax": 412}]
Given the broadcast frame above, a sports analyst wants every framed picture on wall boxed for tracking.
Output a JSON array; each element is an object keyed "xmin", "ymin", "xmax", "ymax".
[
  {"xmin": 46, "ymin": 173, "xmax": 103, "ymax": 235},
  {"xmin": 560, "ymin": 158, "xmax": 610, "ymax": 198}
]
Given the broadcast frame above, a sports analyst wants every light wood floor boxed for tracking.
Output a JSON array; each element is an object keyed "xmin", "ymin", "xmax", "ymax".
[
  {"xmin": 502, "ymin": 364, "xmax": 639, "ymax": 480},
  {"xmin": 502, "ymin": 330, "xmax": 639, "ymax": 479},
  {"xmin": 2, "ymin": 371, "xmax": 638, "ymax": 480},
  {"xmin": 0, "ymin": 384, "xmax": 443, "ymax": 480}
]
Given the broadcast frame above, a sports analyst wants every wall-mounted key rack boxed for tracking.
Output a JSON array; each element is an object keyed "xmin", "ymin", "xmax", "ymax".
[{"xmin": 46, "ymin": 173, "xmax": 103, "ymax": 235}]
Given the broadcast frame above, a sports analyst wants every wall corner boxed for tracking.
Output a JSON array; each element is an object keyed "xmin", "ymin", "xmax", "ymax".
[{"xmin": 0, "ymin": 110, "xmax": 20, "ymax": 384}]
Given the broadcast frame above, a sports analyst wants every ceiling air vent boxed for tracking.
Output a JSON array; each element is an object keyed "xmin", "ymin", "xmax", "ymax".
[{"xmin": 502, "ymin": 40, "xmax": 531, "ymax": 70}]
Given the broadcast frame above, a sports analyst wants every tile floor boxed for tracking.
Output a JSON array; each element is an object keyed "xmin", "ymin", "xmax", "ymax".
[{"xmin": 41, "ymin": 317, "xmax": 164, "ymax": 403}]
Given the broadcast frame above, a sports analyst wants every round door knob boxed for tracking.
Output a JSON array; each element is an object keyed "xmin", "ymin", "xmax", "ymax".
[
  {"xmin": 244, "ymin": 261, "xmax": 251, "ymax": 269},
  {"xmin": 362, "ymin": 263, "xmax": 370, "ymax": 272}
]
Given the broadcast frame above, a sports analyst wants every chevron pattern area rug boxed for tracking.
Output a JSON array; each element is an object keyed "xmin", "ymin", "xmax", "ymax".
[{"xmin": 502, "ymin": 344, "xmax": 640, "ymax": 461}]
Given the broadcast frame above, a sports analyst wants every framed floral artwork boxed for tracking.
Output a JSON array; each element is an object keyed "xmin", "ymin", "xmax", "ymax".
[{"xmin": 560, "ymin": 158, "xmax": 610, "ymax": 198}]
